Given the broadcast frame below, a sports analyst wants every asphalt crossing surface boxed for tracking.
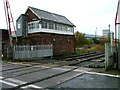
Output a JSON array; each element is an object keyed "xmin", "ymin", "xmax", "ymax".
[{"xmin": 0, "ymin": 61, "xmax": 120, "ymax": 90}]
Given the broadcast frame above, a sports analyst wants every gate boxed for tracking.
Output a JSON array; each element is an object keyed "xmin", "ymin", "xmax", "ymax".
[
  {"xmin": 105, "ymin": 43, "xmax": 116, "ymax": 70},
  {"xmin": 13, "ymin": 45, "xmax": 53, "ymax": 59}
]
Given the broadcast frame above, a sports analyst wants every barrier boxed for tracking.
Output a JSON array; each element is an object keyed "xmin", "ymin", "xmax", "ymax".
[{"xmin": 13, "ymin": 45, "xmax": 53, "ymax": 59}]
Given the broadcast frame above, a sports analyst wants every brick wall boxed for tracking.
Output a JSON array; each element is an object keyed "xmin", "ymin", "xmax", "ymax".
[
  {"xmin": 23, "ymin": 33, "xmax": 75, "ymax": 55},
  {"xmin": 26, "ymin": 9, "xmax": 39, "ymax": 22},
  {"xmin": 52, "ymin": 34, "xmax": 75, "ymax": 55}
]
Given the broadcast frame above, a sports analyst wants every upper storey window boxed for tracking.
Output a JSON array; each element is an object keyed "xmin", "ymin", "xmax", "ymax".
[
  {"xmin": 55, "ymin": 24, "xmax": 58, "ymax": 30},
  {"xmin": 49, "ymin": 22, "xmax": 54, "ymax": 29},
  {"xmin": 67, "ymin": 26, "xmax": 73, "ymax": 32},
  {"xmin": 41, "ymin": 21, "xmax": 47, "ymax": 28},
  {"xmin": 28, "ymin": 21, "xmax": 39, "ymax": 30}
]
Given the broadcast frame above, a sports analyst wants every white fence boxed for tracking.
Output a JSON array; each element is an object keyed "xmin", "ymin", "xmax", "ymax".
[{"xmin": 13, "ymin": 45, "xmax": 53, "ymax": 59}]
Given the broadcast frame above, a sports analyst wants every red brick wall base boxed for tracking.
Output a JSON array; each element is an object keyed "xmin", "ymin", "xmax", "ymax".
[{"xmin": 16, "ymin": 33, "xmax": 75, "ymax": 55}]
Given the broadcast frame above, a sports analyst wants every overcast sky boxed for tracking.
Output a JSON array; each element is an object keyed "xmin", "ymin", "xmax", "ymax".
[{"xmin": 0, "ymin": 0, "xmax": 118, "ymax": 35}]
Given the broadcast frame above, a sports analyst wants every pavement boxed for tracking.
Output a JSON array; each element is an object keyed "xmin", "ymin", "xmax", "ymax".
[{"xmin": 0, "ymin": 61, "xmax": 120, "ymax": 90}]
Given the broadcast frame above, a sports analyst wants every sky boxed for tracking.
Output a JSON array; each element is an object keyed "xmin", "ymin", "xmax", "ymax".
[{"xmin": 0, "ymin": 0, "xmax": 118, "ymax": 35}]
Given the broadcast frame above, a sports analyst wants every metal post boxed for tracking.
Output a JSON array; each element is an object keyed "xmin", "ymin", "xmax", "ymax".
[
  {"xmin": 115, "ymin": 1, "xmax": 120, "ymax": 46},
  {"xmin": 111, "ymin": 31, "xmax": 113, "ymax": 52},
  {"xmin": 95, "ymin": 27, "xmax": 97, "ymax": 38},
  {"xmin": 3, "ymin": 0, "xmax": 13, "ymax": 47},
  {"xmin": 9, "ymin": 2, "xmax": 17, "ymax": 42},
  {"xmin": 108, "ymin": 24, "xmax": 110, "ymax": 43}
]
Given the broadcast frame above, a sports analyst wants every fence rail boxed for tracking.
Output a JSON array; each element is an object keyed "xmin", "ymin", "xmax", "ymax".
[{"xmin": 13, "ymin": 45, "xmax": 53, "ymax": 59}]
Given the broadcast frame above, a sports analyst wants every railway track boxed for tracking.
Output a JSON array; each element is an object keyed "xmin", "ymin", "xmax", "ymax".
[
  {"xmin": 2, "ymin": 52, "xmax": 104, "ymax": 78},
  {"xmin": 1, "ymin": 51, "xmax": 105, "ymax": 89},
  {"xmin": 85, "ymin": 58, "xmax": 105, "ymax": 68}
]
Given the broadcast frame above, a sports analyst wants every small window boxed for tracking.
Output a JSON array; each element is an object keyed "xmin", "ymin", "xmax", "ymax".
[
  {"xmin": 55, "ymin": 24, "xmax": 58, "ymax": 30},
  {"xmin": 67, "ymin": 26, "xmax": 72, "ymax": 31},
  {"xmin": 32, "ymin": 23, "xmax": 35, "ymax": 29},
  {"xmin": 28, "ymin": 21, "xmax": 39, "ymax": 30},
  {"xmin": 62, "ymin": 25, "xmax": 67, "ymax": 31},
  {"xmin": 58, "ymin": 24, "xmax": 62, "ymax": 30},
  {"xmin": 18, "ymin": 23, "xmax": 21, "ymax": 29},
  {"xmin": 49, "ymin": 22, "xmax": 54, "ymax": 29},
  {"xmin": 28, "ymin": 23, "xmax": 31, "ymax": 29},
  {"xmin": 41, "ymin": 21, "xmax": 47, "ymax": 28},
  {"xmin": 36, "ymin": 22, "xmax": 39, "ymax": 28},
  {"xmin": 31, "ymin": 23, "xmax": 33, "ymax": 29}
]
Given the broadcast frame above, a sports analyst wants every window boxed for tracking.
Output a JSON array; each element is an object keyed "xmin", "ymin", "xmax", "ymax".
[
  {"xmin": 28, "ymin": 23, "xmax": 35, "ymax": 30},
  {"xmin": 55, "ymin": 24, "xmax": 58, "ymax": 30},
  {"xmin": 49, "ymin": 22, "xmax": 54, "ymax": 29},
  {"xmin": 32, "ymin": 23, "xmax": 35, "ymax": 29},
  {"xmin": 28, "ymin": 21, "xmax": 39, "ymax": 30},
  {"xmin": 28, "ymin": 23, "xmax": 31, "ymax": 29},
  {"xmin": 18, "ymin": 23, "xmax": 21, "ymax": 29},
  {"xmin": 36, "ymin": 23, "xmax": 39, "ymax": 28},
  {"xmin": 58, "ymin": 24, "xmax": 62, "ymax": 30},
  {"xmin": 62, "ymin": 25, "xmax": 67, "ymax": 31},
  {"xmin": 41, "ymin": 21, "xmax": 47, "ymax": 28},
  {"xmin": 67, "ymin": 26, "xmax": 73, "ymax": 32}
]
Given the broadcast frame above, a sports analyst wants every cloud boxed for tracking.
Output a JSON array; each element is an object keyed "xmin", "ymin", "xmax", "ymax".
[{"xmin": 0, "ymin": 0, "xmax": 118, "ymax": 35}]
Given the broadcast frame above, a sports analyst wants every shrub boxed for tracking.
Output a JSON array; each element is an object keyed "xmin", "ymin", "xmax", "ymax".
[{"xmin": 90, "ymin": 45, "xmax": 104, "ymax": 52}]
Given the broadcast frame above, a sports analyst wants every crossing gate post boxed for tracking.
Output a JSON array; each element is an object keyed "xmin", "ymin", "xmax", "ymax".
[
  {"xmin": 105, "ymin": 43, "xmax": 116, "ymax": 70},
  {"xmin": 118, "ymin": 46, "xmax": 120, "ymax": 70}
]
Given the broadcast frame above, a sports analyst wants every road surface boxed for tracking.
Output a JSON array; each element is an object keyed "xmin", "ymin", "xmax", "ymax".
[{"xmin": 0, "ymin": 61, "xmax": 120, "ymax": 90}]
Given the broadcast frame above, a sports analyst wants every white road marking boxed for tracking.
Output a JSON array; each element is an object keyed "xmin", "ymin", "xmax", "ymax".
[
  {"xmin": 0, "ymin": 79, "xmax": 17, "ymax": 87},
  {"xmin": 6, "ymin": 78, "xmax": 26, "ymax": 84},
  {"xmin": 52, "ymin": 67, "xmax": 70, "ymax": 71},
  {"xmin": 0, "ymin": 76, "xmax": 4, "ymax": 79},
  {"xmin": 86, "ymin": 71, "xmax": 120, "ymax": 78},
  {"xmin": 0, "ymin": 76, "xmax": 42, "ymax": 89},
  {"xmin": 57, "ymin": 72, "xmax": 84, "ymax": 85},
  {"xmin": 41, "ymin": 66, "xmax": 49, "ymax": 68},
  {"xmin": 7, "ymin": 78, "xmax": 42, "ymax": 88},
  {"xmin": 0, "ymin": 79, "xmax": 32, "ymax": 89},
  {"xmin": 73, "ymin": 69, "xmax": 120, "ymax": 78},
  {"xmin": 74, "ymin": 69, "xmax": 86, "ymax": 72}
]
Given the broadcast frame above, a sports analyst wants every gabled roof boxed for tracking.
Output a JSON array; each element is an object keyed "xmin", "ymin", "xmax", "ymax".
[{"xmin": 27, "ymin": 6, "xmax": 75, "ymax": 26}]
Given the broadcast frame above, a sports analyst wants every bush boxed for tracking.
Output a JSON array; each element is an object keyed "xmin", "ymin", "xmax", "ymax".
[{"xmin": 90, "ymin": 45, "xmax": 104, "ymax": 52}]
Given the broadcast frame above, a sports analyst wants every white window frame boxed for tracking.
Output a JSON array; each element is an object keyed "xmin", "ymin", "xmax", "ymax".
[
  {"xmin": 28, "ymin": 21, "xmax": 40, "ymax": 33},
  {"xmin": 41, "ymin": 21, "xmax": 48, "ymax": 29},
  {"xmin": 49, "ymin": 22, "xmax": 54, "ymax": 29}
]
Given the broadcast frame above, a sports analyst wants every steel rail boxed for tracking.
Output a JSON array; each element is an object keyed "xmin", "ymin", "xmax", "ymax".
[
  {"xmin": 2, "ymin": 52, "xmax": 104, "ymax": 79},
  {"xmin": 8, "ymin": 53, "xmax": 105, "ymax": 90}
]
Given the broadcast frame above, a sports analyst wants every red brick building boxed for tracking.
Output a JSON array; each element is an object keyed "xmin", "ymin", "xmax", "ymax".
[
  {"xmin": 16, "ymin": 6, "xmax": 75, "ymax": 55},
  {"xmin": 1, "ymin": 29, "xmax": 9, "ymax": 57}
]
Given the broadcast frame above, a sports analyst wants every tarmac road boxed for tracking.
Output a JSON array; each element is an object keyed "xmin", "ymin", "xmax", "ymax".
[{"xmin": 0, "ymin": 61, "xmax": 120, "ymax": 90}]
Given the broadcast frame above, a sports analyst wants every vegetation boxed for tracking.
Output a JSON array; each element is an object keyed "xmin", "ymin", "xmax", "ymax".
[
  {"xmin": 90, "ymin": 45, "xmax": 104, "ymax": 52},
  {"xmin": 76, "ymin": 44, "xmax": 104, "ymax": 54},
  {"xmin": 75, "ymin": 31, "xmax": 108, "ymax": 53},
  {"xmin": 75, "ymin": 31, "xmax": 92, "ymax": 47}
]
